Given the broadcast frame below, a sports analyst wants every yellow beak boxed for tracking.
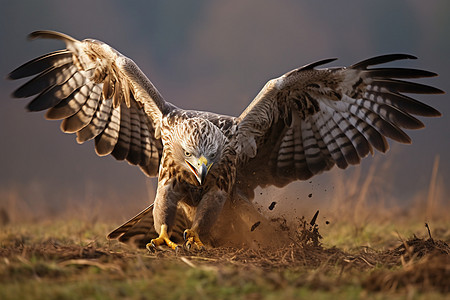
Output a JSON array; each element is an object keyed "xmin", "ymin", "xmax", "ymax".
[{"xmin": 185, "ymin": 155, "xmax": 213, "ymax": 185}]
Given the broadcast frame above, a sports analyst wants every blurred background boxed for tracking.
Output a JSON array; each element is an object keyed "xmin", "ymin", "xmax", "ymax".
[{"xmin": 0, "ymin": 0, "xmax": 448, "ymax": 224}]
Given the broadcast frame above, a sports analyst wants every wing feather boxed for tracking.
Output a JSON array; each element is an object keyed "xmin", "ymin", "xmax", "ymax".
[
  {"xmin": 235, "ymin": 54, "xmax": 442, "ymax": 192},
  {"xmin": 330, "ymin": 111, "xmax": 365, "ymax": 162},
  {"xmin": 14, "ymin": 63, "xmax": 75, "ymax": 99},
  {"xmin": 366, "ymin": 90, "xmax": 440, "ymax": 117},
  {"xmin": 346, "ymin": 97, "xmax": 411, "ymax": 144},
  {"xmin": 95, "ymin": 103, "xmax": 121, "ymax": 156},
  {"xmin": 310, "ymin": 121, "xmax": 334, "ymax": 168},
  {"xmin": 301, "ymin": 119, "xmax": 330, "ymax": 174},
  {"xmin": 9, "ymin": 30, "xmax": 169, "ymax": 177},
  {"xmin": 61, "ymin": 84, "xmax": 101, "ymax": 133},
  {"xmin": 324, "ymin": 108, "xmax": 360, "ymax": 166},
  {"xmin": 45, "ymin": 82, "xmax": 94, "ymax": 120},
  {"xmin": 371, "ymin": 79, "xmax": 442, "ymax": 94},
  {"xmin": 316, "ymin": 109, "xmax": 348, "ymax": 169},
  {"xmin": 76, "ymin": 98, "xmax": 113, "ymax": 143},
  {"xmin": 127, "ymin": 103, "xmax": 143, "ymax": 165},
  {"xmin": 111, "ymin": 102, "xmax": 132, "ymax": 160},
  {"xmin": 9, "ymin": 50, "xmax": 73, "ymax": 80},
  {"xmin": 365, "ymin": 68, "xmax": 437, "ymax": 79},
  {"xmin": 137, "ymin": 106, "xmax": 153, "ymax": 166}
]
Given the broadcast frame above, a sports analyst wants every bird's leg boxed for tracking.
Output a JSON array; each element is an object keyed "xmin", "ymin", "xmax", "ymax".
[
  {"xmin": 147, "ymin": 180, "xmax": 181, "ymax": 251},
  {"xmin": 184, "ymin": 189, "xmax": 227, "ymax": 250},
  {"xmin": 148, "ymin": 224, "xmax": 179, "ymax": 250}
]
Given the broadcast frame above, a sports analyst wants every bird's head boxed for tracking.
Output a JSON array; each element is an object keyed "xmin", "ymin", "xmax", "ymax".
[{"xmin": 171, "ymin": 117, "xmax": 227, "ymax": 185}]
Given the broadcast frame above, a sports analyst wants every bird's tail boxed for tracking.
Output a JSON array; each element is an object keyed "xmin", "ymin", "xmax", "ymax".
[{"xmin": 107, "ymin": 203, "xmax": 189, "ymax": 248}]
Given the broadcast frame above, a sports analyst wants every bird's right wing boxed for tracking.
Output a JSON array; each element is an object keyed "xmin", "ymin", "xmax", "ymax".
[{"xmin": 9, "ymin": 30, "xmax": 171, "ymax": 176}]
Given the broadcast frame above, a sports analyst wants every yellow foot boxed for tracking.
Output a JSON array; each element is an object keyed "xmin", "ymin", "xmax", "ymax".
[
  {"xmin": 146, "ymin": 224, "xmax": 179, "ymax": 251},
  {"xmin": 183, "ymin": 229, "xmax": 205, "ymax": 250}
]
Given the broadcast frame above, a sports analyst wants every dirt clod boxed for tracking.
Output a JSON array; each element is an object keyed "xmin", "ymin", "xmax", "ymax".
[
  {"xmin": 250, "ymin": 221, "xmax": 261, "ymax": 232},
  {"xmin": 268, "ymin": 202, "xmax": 277, "ymax": 210}
]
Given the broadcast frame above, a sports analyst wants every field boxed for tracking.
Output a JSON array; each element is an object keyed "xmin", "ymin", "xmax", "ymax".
[
  {"xmin": 0, "ymin": 159, "xmax": 449, "ymax": 299},
  {"xmin": 0, "ymin": 209, "xmax": 448, "ymax": 299}
]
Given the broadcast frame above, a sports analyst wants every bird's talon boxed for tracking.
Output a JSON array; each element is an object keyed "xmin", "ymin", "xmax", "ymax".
[
  {"xmin": 183, "ymin": 229, "xmax": 205, "ymax": 250},
  {"xmin": 149, "ymin": 225, "xmax": 180, "ymax": 251},
  {"xmin": 146, "ymin": 242, "xmax": 157, "ymax": 252}
]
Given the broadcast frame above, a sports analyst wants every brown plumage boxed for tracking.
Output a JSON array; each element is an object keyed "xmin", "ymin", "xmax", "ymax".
[{"xmin": 9, "ymin": 31, "xmax": 443, "ymax": 249}]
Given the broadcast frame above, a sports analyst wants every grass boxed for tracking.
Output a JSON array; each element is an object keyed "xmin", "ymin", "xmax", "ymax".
[
  {"xmin": 0, "ymin": 154, "xmax": 448, "ymax": 299},
  {"xmin": 0, "ymin": 215, "xmax": 448, "ymax": 300}
]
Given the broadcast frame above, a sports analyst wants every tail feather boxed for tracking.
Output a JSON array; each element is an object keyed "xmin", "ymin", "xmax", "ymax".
[{"xmin": 107, "ymin": 203, "xmax": 189, "ymax": 248}]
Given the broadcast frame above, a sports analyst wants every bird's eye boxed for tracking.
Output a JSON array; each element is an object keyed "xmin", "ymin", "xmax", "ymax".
[
  {"xmin": 210, "ymin": 153, "xmax": 216, "ymax": 159},
  {"xmin": 184, "ymin": 151, "xmax": 192, "ymax": 157}
]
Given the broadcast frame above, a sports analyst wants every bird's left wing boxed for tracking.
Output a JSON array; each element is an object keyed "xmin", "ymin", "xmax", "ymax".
[
  {"xmin": 9, "ymin": 31, "xmax": 172, "ymax": 176},
  {"xmin": 235, "ymin": 54, "xmax": 443, "ymax": 192}
]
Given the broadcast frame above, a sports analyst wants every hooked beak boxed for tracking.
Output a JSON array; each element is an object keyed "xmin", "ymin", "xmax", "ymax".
[{"xmin": 185, "ymin": 155, "xmax": 213, "ymax": 185}]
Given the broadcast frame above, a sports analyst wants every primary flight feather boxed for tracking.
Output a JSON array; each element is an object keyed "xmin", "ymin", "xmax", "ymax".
[{"xmin": 9, "ymin": 31, "xmax": 443, "ymax": 250}]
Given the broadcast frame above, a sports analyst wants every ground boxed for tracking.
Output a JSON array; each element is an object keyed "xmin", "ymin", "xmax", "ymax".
[{"xmin": 0, "ymin": 212, "xmax": 448, "ymax": 300}]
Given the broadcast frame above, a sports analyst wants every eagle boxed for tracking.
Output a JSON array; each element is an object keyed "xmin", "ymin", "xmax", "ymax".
[{"xmin": 9, "ymin": 31, "xmax": 442, "ymax": 250}]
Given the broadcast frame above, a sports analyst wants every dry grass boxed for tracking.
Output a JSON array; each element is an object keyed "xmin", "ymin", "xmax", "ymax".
[
  {"xmin": 0, "ymin": 153, "xmax": 448, "ymax": 299},
  {"xmin": 0, "ymin": 214, "xmax": 448, "ymax": 299}
]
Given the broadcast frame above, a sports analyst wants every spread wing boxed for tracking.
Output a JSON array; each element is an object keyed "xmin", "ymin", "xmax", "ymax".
[
  {"xmin": 235, "ymin": 54, "xmax": 443, "ymax": 191},
  {"xmin": 9, "ymin": 30, "xmax": 172, "ymax": 176}
]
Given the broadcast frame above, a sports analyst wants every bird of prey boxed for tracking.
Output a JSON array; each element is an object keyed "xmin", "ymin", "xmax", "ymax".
[{"xmin": 9, "ymin": 31, "xmax": 442, "ymax": 250}]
